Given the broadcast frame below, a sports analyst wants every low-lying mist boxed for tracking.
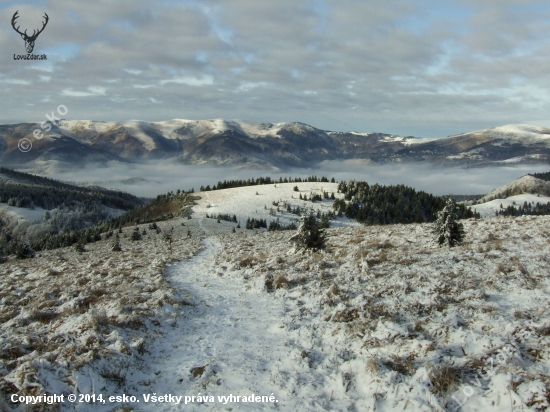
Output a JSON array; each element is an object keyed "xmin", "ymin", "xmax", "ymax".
[{"xmin": 46, "ymin": 160, "xmax": 550, "ymax": 198}]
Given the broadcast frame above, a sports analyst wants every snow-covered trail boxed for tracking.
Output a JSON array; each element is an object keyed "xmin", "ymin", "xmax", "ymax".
[{"xmin": 129, "ymin": 237, "xmax": 292, "ymax": 411}]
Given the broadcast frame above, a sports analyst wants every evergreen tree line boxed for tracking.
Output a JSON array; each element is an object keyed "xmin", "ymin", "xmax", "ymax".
[
  {"xmin": 334, "ymin": 180, "xmax": 479, "ymax": 225},
  {"xmin": 496, "ymin": 201, "xmax": 550, "ymax": 217},
  {"xmin": 244, "ymin": 217, "xmax": 299, "ymax": 231},
  {"xmin": 199, "ymin": 175, "xmax": 336, "ymax": 192},
  {"xmin": 0, "ymin": 189, "xmax": 196, "ymax": 257},
  {"xmin": 205, "ymin": 213, "xmax": 238, "ymax": 223},
  {"xmin": 0, "ymin": 168, "xmax": 142, "ymax": 211},
  {"xmin": 297, "ymin": 191, "xmax": 335, "ymax": 202},
  {"xmin": 528, "ymin": 171, "xmax": 550, "ymax": 182}
]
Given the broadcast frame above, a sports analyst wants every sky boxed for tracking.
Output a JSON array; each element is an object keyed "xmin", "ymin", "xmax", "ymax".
[{"xmin": 2, "ymin": 0, "xmax": 550, "ymax": 138}]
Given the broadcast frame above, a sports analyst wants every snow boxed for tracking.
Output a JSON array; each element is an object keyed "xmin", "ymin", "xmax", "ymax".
[
  {"xmin": 121, "ymin": 121, "xmax": 158, "ymax": 151},
  {"xmin": 494, "ymin": 154, "xmax": 547, "ymax": 163},
  {"xmin": 1, "ymin": 184, "xmax": 550, "ymax": 411},
  {"xmin": 401, "ymin": 136, "xmax": 438, "ymax": 146},
  {"xmin": 468, "ymin": 194, "xmax": 550, "ymax": 217},
  {"xmin": 452, "ymin": 124, "xmax": 550, "ymax": 147},
  {"xmin": 193, "ymin": 182, "xmax": 359, "ymax": 229},
  {"xmin": 125, "ymin": 237, "xmax": 292, "ymax": 410},
  {"xmin": 209, "ymin": 216, "xmax": 550, "ymax": 411},
  {"xmin": 474, "ymin": 175, "xmax": 550, "ymax": 204},
  {"xmin": 151, "ymin": 119, "xmax": 287, "ymax": 141},
  {"xmin": 57, "ymin": 120, "xmax": 118, "ymax": 134}
]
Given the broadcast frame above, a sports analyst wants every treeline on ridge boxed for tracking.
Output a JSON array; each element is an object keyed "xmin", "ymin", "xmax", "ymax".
[
  {"xmin": 199, "ymin": 175, "xmax": 335, "ymax": 191},
  {"xmin": 334, "ymin": 180, "xmax": 479, "ymax": 225}
]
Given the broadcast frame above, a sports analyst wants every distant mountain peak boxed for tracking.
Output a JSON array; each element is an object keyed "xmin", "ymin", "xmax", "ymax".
[{"xmin": 2, "ymin": 119, "xmax": 550, "ymax": 172}]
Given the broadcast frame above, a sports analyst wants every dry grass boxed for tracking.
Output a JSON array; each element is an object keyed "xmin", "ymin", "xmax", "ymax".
[
  {"xmin": 429, "ymin": 364, "xmax": 462, "ymax": 396},
  {"xmin": 383, "ymin": 354, "xmax": 416, "ymax": 376},
  {"xmin": 273, "ymin": 274, "xmax": 289, "ymax": 289},
  {"xmin": 0, "ymin": 217, "xmax": 204, "ymax": 398}
]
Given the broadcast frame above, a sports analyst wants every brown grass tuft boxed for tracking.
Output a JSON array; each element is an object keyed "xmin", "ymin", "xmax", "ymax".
[
  {"xmin": 429, "ymin": 364, "xmax": 462, "ymax": 396},
  {"xmin": 274, "ymin": 275, "xmax": 289, "ymax": 289}
]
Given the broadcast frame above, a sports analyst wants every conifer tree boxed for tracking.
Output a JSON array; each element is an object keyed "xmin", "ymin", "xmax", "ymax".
[
  {"xmin": 289, "ymin": 209, "xmax": 327, "ymax": 251},
  {"xmin": 131, "ymin": 226, "xmax": 142, "ymax": 241},
  {"xmin": 111, "ymin": 233, "xmax": 121, "ymax": 252},
  {"xmin": 74, "ymin": 241, "xmax": 85, "ymax": 254},
  {"xmin": 14, "ymin": 241, "xmax": 34, "ymax": 259},
  {"xmin": 433, "ymin": 198, "xmax": 465, "ymax": 247}
]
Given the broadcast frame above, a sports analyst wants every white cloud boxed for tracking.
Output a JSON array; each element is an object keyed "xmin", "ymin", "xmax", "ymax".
[
  {"xmin": 61, "ymin": 86, "xmax": 107, "ymax": 97},
  {"xmin": 238, "ymin": 81, "xmax": 271, "ymax": 91},
  {"xmin": 2, "ymin": 1, "xmax": 550, "ymax": 137},
  {"xmin": 160, "ymin": 76, "xmax": 214, "ymax": 86}
]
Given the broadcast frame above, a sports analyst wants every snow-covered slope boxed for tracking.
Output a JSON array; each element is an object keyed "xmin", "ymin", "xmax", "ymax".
[
  {"xmin": 193, "ymin": 182, "xmax": 359, "ymax": 229},
  {"xmin": 1, "ymin": 198, "xmax": 550, "ymax": 411},
  {"xmin": 452, "ymin": 124, "xmax": 550, "ymax": 147},
  {"xmin": 469, "ymin": 193, "xmax": 550, "ymax": 218},
  {"xmin": 476, "ymin": 175, "xmax": 550, "ymax": 204},
  {"xmin": 208, "ymin": 215, "xmax": 550, "ymax": 411}
]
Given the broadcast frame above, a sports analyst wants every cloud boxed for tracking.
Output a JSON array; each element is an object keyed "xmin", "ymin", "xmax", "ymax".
[
  {"xmin": 1, "ymin": 0, "xmax": 550, "ymax": 137},
  {"xmin": 61, "ymin": 86, "xmax": 107, "ymax": 97},
  {"xmin": 46, "ymin": 159, "xmax": 550, "ymax": 199},
  {"xmin": 160, "ymin": 76, "xmax": 214, "ymax": 86}
]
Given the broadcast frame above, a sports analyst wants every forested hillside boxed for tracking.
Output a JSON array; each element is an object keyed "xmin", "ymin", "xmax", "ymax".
[
  {"xmin": 334, "ymin": 180, "xmax": 479, "ymax": 225},
  {"xmin": 0, "ymin": 167, "xmax": 145, "ymax": 257},
  {"xmin": 0, "ymin": 167, "xmax": 142, "ymax": 210}
]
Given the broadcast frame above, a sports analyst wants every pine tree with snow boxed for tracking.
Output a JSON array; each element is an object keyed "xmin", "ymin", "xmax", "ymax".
[
  {"xmin": 131, "ymin": 226, "xmax": 142, "ymax": 241},
  {"xmin": 289, "ymin": 208, "xmax": 327, "ymax": 251},
  {"xmin": 433, "ymin": 198, "xmax": 465, "ymax": 247},
  {"xmin": 14, "ymin": 241, "xmax": 34, "ymax": 259},
  {"xmin": 111, "ymin": 234, "xmax": 121, "ymax": 252}
]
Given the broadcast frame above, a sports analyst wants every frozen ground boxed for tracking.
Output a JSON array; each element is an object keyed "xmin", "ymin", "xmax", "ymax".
[
  {"xmin": 124, "ymin": 237, "xmax": 293, "ymax": 411},
  {"xmin": 1, "ymin": 187, "xmax": 550, "ymax": 411},
  {"xmin": 211, "ymin": 216, "xmax": 550, "ymax": 411}
]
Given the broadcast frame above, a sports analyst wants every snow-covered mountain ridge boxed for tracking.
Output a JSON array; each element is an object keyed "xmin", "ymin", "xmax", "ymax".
[{"xmin": 2, "ymin": 120, "xmax": 550, "ymax": 172}]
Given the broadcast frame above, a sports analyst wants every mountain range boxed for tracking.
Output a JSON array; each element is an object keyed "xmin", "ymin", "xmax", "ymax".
[{"xmin": 1, "ymin": 119, "xmax": 550, "ymax": 171}]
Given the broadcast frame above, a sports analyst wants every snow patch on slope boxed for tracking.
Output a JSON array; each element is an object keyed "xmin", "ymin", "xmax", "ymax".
[
  {"xmin": 121, "ymin": 121, "xmax": 157, "ymax": 151},
  {"xmin": 193, "ymin": 182, "xmax": 359, "ymax": 230},
  {"xmin": 469, "ymin": 193, "xmax": 550, "ymax": 217},
  {"xmin": 452, "ymin": 124, "xmax": 550, "ymax": 146},
  {"xmin": 476, "ymin": 175, "xmax": 550, "ymax": 203}
]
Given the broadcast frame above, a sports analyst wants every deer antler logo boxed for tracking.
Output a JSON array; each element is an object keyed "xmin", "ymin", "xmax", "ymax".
[{"xmin": 11, "ymin": 11, "xmax": 49, "ymax": 54}]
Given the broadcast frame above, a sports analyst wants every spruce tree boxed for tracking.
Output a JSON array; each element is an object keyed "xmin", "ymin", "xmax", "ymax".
[
  {"xmin": 289, "ymin": 209, "xmax": 327, "ymax": 251},
  {"xmin": 433, "ymin": 198, "xmax": 465, "ymax": 247},
  {"xmin": 131, "ymin": 226, "xmax": 142, "ymax": 241},
  {"xmin": 74, "ymin": 242, "xmax": 86, "ymax": 254},
  {"xmin": 14, "ymin": 241, "xmax": 34, "ymax": 259},
  {"xmin": 111, "ymin": 233, "xmax": 121, "ymax": 252}
]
